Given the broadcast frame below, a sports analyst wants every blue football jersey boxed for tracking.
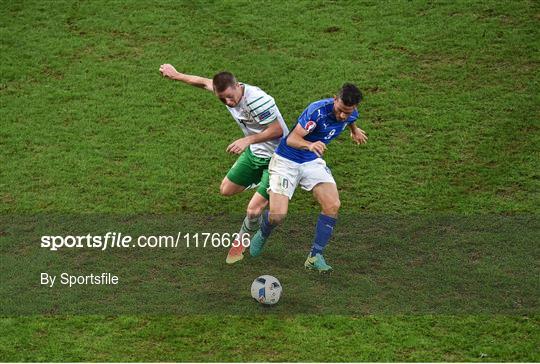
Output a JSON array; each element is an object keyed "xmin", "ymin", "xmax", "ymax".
[{"xmin": 275, "ymin": 98, "xmax": 358, "ymax": 163}]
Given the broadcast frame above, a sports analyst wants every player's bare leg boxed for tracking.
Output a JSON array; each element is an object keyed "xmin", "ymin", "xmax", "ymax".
[
  {"xmin": 312, "ymin": 182, "xmax": 340, "ymax": 218},
  {"xmin": 226, "ymin": 192, "xmax": 268, "ymax": 264},
  {"xmin": 219, "ymin": 177, "xmax": 248, "ymax": 196},
  {"xmin": 305, "ymin": 182, "xmax": 340, "ymax": 272},
  {"xmin": 250, "ymin": 191, "xmax": 289, "ymax": 257},
  {"xmin": 267, "ymin": 191, "xmax": 289, "ymax": 225}
]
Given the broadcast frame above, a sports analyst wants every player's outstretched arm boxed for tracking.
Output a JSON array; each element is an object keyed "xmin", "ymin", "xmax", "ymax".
[
  {"xmin": 226, "ymin": 120, "xmax": 283, "ymax": 155},
  {"xmin": 159, "ymin": 64, "xmax": 213, "ymax": 92},
  {"xmin": 286, "ymin": 124, "xmax": 326, "ymax": 156}
]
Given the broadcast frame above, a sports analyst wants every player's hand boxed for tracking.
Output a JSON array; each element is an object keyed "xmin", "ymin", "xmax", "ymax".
[
  {"xmin": 226, "ymin": 137, "xmax": 251, "ymax": 155},
  {"xmin": 159, "ymin": 64, "xmax": 179, "ymax": 79},
  {"xmin": 308, "ymin": 141, "xmax": 327, "ymax": 157},
  {"xmin": 350, "ymin": 127, "xmax": 368, "ymax": 145}
]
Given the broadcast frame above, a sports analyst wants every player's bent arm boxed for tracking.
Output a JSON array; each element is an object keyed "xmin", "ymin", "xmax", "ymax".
[
  {"xmin": 286, "ymin": 124, "xmax": 312, "ymax": 150},
  {"xmin": 244, "ymin": 120, "xmax": 283, "ymax": 145},
  {"xmin": 287, "ymin": 123, "xmax": 326, "ymax": 156},
  {"xmin": 159, "ymin": 64, "xmax": 213, "ymax": 91}
]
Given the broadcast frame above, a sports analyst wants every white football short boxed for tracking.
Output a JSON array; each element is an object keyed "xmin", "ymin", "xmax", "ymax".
[{"xmin": 268, "ymin": 153, "xmax": 336, "ymax": 199}]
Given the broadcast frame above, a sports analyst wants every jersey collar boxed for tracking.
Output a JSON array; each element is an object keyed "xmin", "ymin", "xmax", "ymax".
[{"xmin": 327, "ymin": 102, "xmax": 338, "ymax": 121}]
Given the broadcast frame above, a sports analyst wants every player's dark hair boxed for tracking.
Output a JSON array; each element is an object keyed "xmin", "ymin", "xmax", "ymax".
[
  {"xmin": 338, "ymin": 83, "xmax": 362, "ymax": 106},
  {"xmin": 213, "ymin": 71, "xmax": 237, "ymax": 92}
]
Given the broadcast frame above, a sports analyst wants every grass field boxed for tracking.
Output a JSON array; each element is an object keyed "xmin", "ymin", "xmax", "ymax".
[{"xmin": 1, "ymin": 0, "xmax": 539, "ymax": 362}]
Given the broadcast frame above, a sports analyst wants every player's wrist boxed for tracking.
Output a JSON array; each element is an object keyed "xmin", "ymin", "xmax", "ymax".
[
  {"xmin": 244, "ymin": 135, "xmax": 255, "ymax": 145},
  {"xmin": 172, "ymin": 72, "xmax": 184, "ymax": 81}
]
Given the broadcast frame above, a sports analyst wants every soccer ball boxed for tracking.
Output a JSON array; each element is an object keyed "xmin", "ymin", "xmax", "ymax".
[{"xmin": 250, "ymin": 275, "xmax": 282, "ymax": 305}]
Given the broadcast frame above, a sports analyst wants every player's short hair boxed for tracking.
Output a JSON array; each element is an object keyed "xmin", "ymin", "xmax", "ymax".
[
  {"xmin": 212, "ymin": 71, "xmax": 237, "ymax": 92},
  {"xmin": 338, "ymin": 83, "xmax": 362, "ymax": 106}
]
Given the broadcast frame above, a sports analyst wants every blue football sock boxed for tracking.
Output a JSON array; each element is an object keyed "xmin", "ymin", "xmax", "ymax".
[
  {"xmin": 260, "ymin": 210, "xmax": 276, "ymax": 238},
  {"xmin": 310, "ymin": 213, "xmax": 337, "ymax": 257}
]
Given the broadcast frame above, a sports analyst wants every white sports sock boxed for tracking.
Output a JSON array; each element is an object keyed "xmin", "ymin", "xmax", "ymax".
[{"xmin": 238, "ymin": 215, "xmax": 261, "ymax": 239}]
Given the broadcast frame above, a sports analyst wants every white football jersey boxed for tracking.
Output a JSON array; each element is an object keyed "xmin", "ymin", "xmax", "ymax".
[{"xmin": 225, "ymin": 83, "xmax": 289, "ymax": 159}]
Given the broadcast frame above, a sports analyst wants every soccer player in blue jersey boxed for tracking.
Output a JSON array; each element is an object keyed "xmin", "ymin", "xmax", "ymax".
[{"xmin": 249, "ymin": 83, "xmax": 367, "ymax": 272}]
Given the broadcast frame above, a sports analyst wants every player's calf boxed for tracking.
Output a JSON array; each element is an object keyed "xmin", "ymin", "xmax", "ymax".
[{"xmin": 303, "ymin": 213, "xmax": 337, "ymax": 271}]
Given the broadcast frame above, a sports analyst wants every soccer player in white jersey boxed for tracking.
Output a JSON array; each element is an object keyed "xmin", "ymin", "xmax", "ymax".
[
  {"xmin": 159, "ymin": 64, "xmax": 289, "ymax": 264},
  {"xmin": 249, "ymin": 83, "xmax": 367, "ymax": 272}
]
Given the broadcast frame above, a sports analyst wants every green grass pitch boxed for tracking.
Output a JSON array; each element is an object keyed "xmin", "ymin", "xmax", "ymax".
[{"xmin": 1, "ymin": 0, "xmax": 539, "ymax": 362}]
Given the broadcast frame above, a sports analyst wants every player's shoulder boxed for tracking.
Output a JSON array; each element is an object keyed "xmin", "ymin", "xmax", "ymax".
[
  {"xmin": 243, "ymin": 83, "xmax": 274, "ymax": 106},
  {"xmin": 348, "ymin": 108, "xmax": 360, "ymax": 123},
  {"xmin": 307, "ymin": 98, "xmax": 333, "ymax": 111},
  {"xmin": 305, "ymin": 98, "xmax": 334, "ymax": 121},
  {"xmin": 242, "ymin": 83, "xmax": 278, "ymax": 124}
]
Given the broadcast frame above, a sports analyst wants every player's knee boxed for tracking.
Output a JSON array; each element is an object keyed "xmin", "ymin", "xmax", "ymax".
[
  {"xmin": 323, "ymin": 199, "xmax": 340, "ymax": 216},
  {"xmin": 246, "ymin": 205, "xmax": 263, "ymax": 219},
  {"xmin": 246, "ymin": 196, "xmax": 268, "ymax": 218},
  {"xmin": 269, "ymin": 212, "xmax": 286, "ymax": 226},
  {"xmin": 219, "ymin": 185, "xmax": 234, "ymax": 196},
  {"xmin": 219, "ymin": 181, "xmax": 236, "ymax": 196}
]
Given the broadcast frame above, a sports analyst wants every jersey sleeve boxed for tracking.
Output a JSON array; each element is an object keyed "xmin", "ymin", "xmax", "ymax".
[
  {"xmin": 297, "ymin": 102, "xmax": 324, "ymax": 134},
  {"xmin": 247, "ymin": 91, "xmax": 278, "ymax": 125},
  {"xmin": 348, "ymin": 109, "xmax": 360, "ymax": 125}
]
